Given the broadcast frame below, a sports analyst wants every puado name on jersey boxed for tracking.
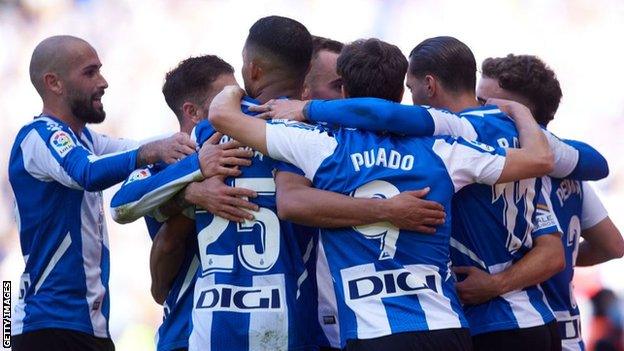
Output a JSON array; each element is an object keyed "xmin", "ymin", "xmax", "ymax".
[{"xmin": 350, "ymin": 147, "xmax": 414, "ymax": 172}]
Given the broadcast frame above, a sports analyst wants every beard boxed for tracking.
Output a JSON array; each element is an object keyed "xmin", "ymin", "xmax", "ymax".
[{"xmin": 68, "ymin": 90, "xmax": 106, "ymax": 124}]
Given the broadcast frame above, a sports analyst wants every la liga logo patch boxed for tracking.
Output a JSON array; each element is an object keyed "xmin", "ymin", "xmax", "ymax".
[
  {"xmin": 50, "ymin": 130, "xmax": 75, "ymax": 157},
  {"xmin": 126, "ymin": 168, "xmax": 151, "ymax": 184}
]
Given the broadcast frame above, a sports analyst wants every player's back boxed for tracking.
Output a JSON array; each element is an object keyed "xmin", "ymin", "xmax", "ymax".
[
  {"xmin": 293, "ymin": 125, "xmax": 477, "ymax": 345},
  {"xmin": 189, "ymin": 99, "xmax": 319, "ymax": 350},
  {"xmin": 449, "ymin": 106, "xmax": 558, "ymax": 335}
]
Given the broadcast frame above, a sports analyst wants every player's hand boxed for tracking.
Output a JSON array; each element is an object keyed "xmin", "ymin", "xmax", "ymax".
[
  {"xmin": 185, "ymin": 176, "xmax": 259, "ymax": 222},
  {"xmin": 486, "ymin": 98, "xmax": 532, "ymax": 121},
  {"xmin": 198, "ymin": 132, "xmax": 253, "ymax": 178},
  {"xmin": 248, "ymin": 99, "xmax": 308, "ymax": 121},
  {"xmin": 453, "ymin": 266, "xmax": 501, "ymax": 305},
  {"xmin": 384, "ymin": 187, "xmax": 445, "ymax": 234},
  {"xmin": 210, "ymin": 85, "xmax": 246, "ymax": 116},
  {"xmin": 139, "ymin": 132, "xmax": 197, "ymax": 166}
]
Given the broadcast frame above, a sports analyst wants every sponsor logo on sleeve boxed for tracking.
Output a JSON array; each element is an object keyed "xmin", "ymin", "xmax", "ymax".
[
  {"xmin": 535, "ymin": 206, "xmax": 558, "ymax": 230},
  {"xmin": 50, "ymin": 130, "xmax": 76, "ymax": 158},
  {"xmin": 464, "ymin": 139, "xmax": 495, "ymax": 152}
]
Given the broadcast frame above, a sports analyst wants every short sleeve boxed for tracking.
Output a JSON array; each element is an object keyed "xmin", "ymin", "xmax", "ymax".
[
  {"xmin": 274, "ymin": 161, "xmax": 305, "ymax": 176},
  {"xmin": 429, "ymin": 109, "xmax": 479, "ymax": 139},
  {"xmin": 543, "ymin": 130, "xmax": 579, "ymax": 178},
  {"xmin": 581, "ymin": 182, "xmax": 608, "ymax": 230},
  {"xmin": 265, "ymin": 120, "xmax": 338, "ymax": 181},
  {"xmin": 431, "ymin": 137, "xmax": 506, "ymax": 192}
]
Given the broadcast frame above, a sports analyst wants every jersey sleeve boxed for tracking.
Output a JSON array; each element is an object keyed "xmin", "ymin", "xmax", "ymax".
[
  {"xmin": 89, "ymin": 129, "xmax": 141, "ymax": 154},
  {"xmin": 265, "ymin": 120, "xmax": 338, "ymax": 181},
  {"xmin": 110, "ymin": 154, "xmax": 204, "ymax": 224},
  {"xmin": 307, "ymin": 98, "xmax": 478, "ymax": 139},
  {"xmin": 581, "ymin": 182, "xmax": 609, "ymax": 230},
  {"xmin": 25, "ymin": 121, "xmax": 139, "ymax": 191},
  {"xmin": 274, "ymin": 161, "xmax": 306, "ymax": 176},
  {"xmin": 561, "ymin": 139, "xmax": 609, "ymax": 180},
  {"xmin": 532, "ymin": 177, "xmax": 562, "ymax": 238},
  {"xmin": 431, "ymin": 137, "xmax": 507, "ymax": 192}
]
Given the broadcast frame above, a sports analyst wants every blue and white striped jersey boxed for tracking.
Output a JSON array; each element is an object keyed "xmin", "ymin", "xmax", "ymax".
[
  {"xmin": 304, "ymin": 99, "xmax": 608, "ymax": 335},
  {"xmin": 142, "ymin": 214, "xmax": 198, "ymax": 351},
  {"xmin": 110, "ymin": 98, "xmax": 320, "ymax": 350},
  {"xmin": 540, "ymin": 179, "xmax": 608, "ymax": 351},
  {"xmin": 265, "ymin": 120, "xmax": 511, "ymax": 346},
  {"xmin": 9, "ymin": 115, "xmax": 140, "ymax": 337}
]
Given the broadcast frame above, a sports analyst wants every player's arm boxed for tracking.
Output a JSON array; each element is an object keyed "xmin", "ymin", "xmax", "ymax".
[
  {"xmin": 454, "ymin": 233, "xmax": 564, "ymax": 305},
  {"xmin": 576, "ymin": 183, "xmax": 624, "ymax": 266},
  {"xmin": 275, "ymin": 170, "xmax": 445, "ymax": 233},
  {"xmin": 254, "ymin": 98, "xmax": 608, "ymax": 181},
  {"xmin": 150, "ymin": 213, "xmax": 194, "ymax": 305},
  {"xmin": 454, "ymin": 186, "xmax": 565, "ymax": 304},
  {"xmin": 29, "ymin": 123, "xmax": 186, "ymax": 192},
  {"xmin": 111, "ymin": 133, "xmax": 253, "ymax": 224},
  {"xmin": 489, "ymin": 99, "xmax": 554, "ymax": 183}
]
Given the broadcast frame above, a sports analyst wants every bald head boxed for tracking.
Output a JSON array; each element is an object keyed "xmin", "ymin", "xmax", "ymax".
[{"xmin": 29, "ymin": 35, "xmax": 94, "ymax": 97}]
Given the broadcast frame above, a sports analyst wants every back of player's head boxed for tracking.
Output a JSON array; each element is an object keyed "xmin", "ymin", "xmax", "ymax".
[
  {"xmin": 162, "ymin": 55, "xmax": 234, "ymax": 119},
  {"xmin": 245, "ymin": 16, "xmax": 313, "ymax": 80},
  {"xmin": 409, "ymin": 36, "xmax": 476, "ymax": 94},
  {"xmin": 337, "ymin": 38, "xmax": 407, "ymax": 102},
  {"xmin": 481, "ymin": 54, "xmax": 562, "ymax": 126},
  {"xmin": 312, "ymin": 36, "xmax": 344, "ymax": 58}
]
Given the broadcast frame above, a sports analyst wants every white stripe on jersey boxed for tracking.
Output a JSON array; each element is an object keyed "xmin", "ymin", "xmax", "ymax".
[
  {"xmin": 490, "ymin": 261, "xmax": 548, "ymax": 328},
  {"xmin": 248, "ymin": 274, "xmax": 289, "ymax": 351},
  {"xmin": 296, "ymin": 238, "xmax": 314, "ymax": 299},
  {"xmin": 341, "ymin": 263, "xmax": 392, "ymax": 339},
  {"xmin": 80, "ymin": 192, "xmax": 108, "ymax": 337},
  {"xmin": 450, "ymin": 237, "xmax": 487, "ymax": 269},
  {"xmin": 317, "ymin": 234, "xmax": 340, "ymax": 348},
  {"xmin": 407, "ymin": 265, "xmax": 462, "ymax": 330},
  {"xmin": 176, "ymin": 256, "xmax": 200, "ymax": 305},
  {"xmin": 34, "ymin": 232, "xmax": 72, "ymax": 292},
  {"xmin": 554, "ymin": 310, "xmax": 583, "ymax": 351},
  {"xmin": 190, "ymin": 274, "xmax": 215, "ymax": 351}
]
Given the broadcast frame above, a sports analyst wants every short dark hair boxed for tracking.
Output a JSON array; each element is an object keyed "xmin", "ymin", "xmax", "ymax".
[
  {"xmin": 312, "ymin": 36, "xmax": 343, "ymax": 58},
  {"xmin": 162, "ymin": 55, "xmax": 234, "ymax": 118},
  {"xmin": 246, "ymin": 16, "xmax": 313, "ymax": 78},
  {"xmin": 481, "ymin": 54, "xmax": 562, "ymax": 126},
  {"xmin": 409, "ymin": 36, "xmax": 476, "ymax": 93},
  {"xmin": 337, "ymin": 38, "xmax": 407, "ymax": 102}
]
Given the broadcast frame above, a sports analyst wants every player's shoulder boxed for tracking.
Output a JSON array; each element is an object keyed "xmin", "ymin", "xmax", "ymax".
[
  {"xmin": 241, "ymin": 95, "xmax": 261, "ymax": 116},
  {"xmin": 192, "ymin": 120, "xmax": 216, "ymax": 145},
  {"xmin": 16, "ymin": 116, "xmax": 77, "ymax": 156}
]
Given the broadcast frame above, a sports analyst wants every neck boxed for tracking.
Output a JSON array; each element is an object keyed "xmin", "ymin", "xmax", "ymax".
[
  {"xmin": 253, "ymin": 76, "xmax": 303, "ymax": 104},
  {"xmin": 437, "ymin": 91, "xmax": 480, "ymax": 113},
  {"xmin": 179, "ymin": 120, "xmax": 195, "ymax": 135},
  {"xmin": 42, "ymin": 100, "xmax": 85, "ymax": 134}
]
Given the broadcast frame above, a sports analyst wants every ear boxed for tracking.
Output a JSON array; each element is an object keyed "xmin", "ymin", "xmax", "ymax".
[
  {"xmin": 424, "ymin": 75, "xmax": 436, "ymax": 98},
  {"xmin": 44, "ymin": 73, "xmax": 63, "ymax": 95},
  {"xmin": 250, "ymin": 59, "xmax": 262, "ymax": 81},
  {"xmin": 181, "ymin": 102, "xmax": 201, "ymax": 124}
]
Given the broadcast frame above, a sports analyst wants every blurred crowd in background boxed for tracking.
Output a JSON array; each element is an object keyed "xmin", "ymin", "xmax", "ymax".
[{"xmin": 1, "ymin": 0, "xmax": 623, "ymax": 350}]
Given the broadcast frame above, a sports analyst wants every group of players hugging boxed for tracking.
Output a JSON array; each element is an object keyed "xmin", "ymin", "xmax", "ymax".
[{"xmin": 8, "ymin": 14, "xmax": 623, "ymax": 351}]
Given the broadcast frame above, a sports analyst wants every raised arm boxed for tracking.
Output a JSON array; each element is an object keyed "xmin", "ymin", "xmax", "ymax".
[
  {"xmin": 111, "ymin": 133, "xmax": 252, "ymax": 224},
  {"xmin": 489, "ymin": 99, "xmax": 554, "ymax": 183}
]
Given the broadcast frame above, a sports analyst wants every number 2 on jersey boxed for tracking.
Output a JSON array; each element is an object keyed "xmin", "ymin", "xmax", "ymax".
[
  {"xmin": 351, "ymin": 180, "xmax": 400, "ymax": 260},
  {"xmin": 197, "ymin": 178, "xmax": 280, "ymax": 275}
]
